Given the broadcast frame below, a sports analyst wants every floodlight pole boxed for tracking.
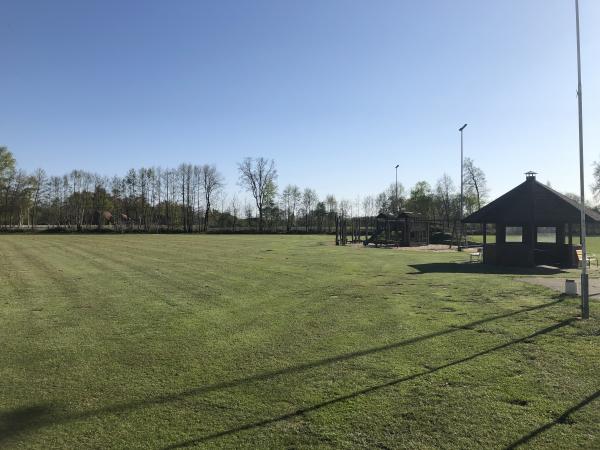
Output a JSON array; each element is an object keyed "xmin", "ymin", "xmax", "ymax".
[
  {"xmin": 395, "ymin": 164, "xmax": 399, "ymax": 214},
  {"xmin": 459, "ymin": 124, "xmax": 468, "ymax": 250},
  {"xmin": 575, "ymin": 0, "xmax": 589, "ymax": 319}
]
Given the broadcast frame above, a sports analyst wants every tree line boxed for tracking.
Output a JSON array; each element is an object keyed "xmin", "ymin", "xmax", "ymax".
[{"xmin": 0, "ymin": 146, "xmax": 490, "ymax": 233}]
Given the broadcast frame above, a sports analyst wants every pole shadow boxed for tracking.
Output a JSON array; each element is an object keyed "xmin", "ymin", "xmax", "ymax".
[
  {"xmin": 0, "ymin": 404, "xmax": 55, "ymax": 443},
  {"xmin": 163, "ymin": 319, "xmax": 575, "ymax": 449},
  {"xmin": 505, "ymin": 389, "xmax": 600, "ymax": 449},
  {"xmin": 0, "ymin": 298, "xmax": 568, "ymax": 445}
]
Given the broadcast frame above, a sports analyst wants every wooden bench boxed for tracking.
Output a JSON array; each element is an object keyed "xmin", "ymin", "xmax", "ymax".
[
  {"xmin": 470, "ymin": 249, "xmax": 482, "ymax": 263},
  {"xmin": 576, "ymin": 249, "xmax": 598, "ymax": 267}
]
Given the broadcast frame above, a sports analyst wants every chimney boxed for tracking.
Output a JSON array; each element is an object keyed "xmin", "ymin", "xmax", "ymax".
[{"xmin": 525, "ymin": 171, "xmax": 537, "ymax": 181}]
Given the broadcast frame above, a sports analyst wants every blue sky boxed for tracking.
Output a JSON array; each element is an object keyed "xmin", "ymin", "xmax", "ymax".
[{"xmin": 1, "ymin": 0, "xmax": 599, "ymax": 204}]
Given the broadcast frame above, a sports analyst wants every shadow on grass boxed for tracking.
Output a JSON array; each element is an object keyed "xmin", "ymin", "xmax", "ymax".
[
  {"xmin": 163, "ymin": 319, "xmax": 576, "ymax": 448},
  {"xmin": 505, "ymin": 389, "xmax": 600, "ymax": 449},
  {"xmin": 0, "ymin": 298, "xmax": 569, "ymax": 446},
  {"xmin": 0, "ymin": 405, "xmax": 54, "ymax": 442},
  {"xmin": 409, "ymin": 263, "xmax": 567, "ymax": 276}
]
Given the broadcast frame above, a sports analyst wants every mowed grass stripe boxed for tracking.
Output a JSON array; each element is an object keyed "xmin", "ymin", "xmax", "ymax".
[
  {"xmin": 0, "ymin": 235, "xmax": 598, "ymax": 449},
  {"xmin": 59, "ymin": 235, "xmax": 323, "ymax": 308}
]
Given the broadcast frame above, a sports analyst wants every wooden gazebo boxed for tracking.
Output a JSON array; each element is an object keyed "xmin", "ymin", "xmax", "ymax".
[{"xmin": 462, "ymin": 172, "xmax": 600, "ymax": 267}]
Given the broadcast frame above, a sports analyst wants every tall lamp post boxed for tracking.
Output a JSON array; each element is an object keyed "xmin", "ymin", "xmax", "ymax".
[
  {"xmin": 395, "ymin": 164, "xmax": 399, "ymax": 214},
  {"xmin": 575, "ymin": 0, "xmax": 589, "ymax": 319},
  {"xmin": 459, "ymin": 123, "xmax": 468, "ymax": 250}
]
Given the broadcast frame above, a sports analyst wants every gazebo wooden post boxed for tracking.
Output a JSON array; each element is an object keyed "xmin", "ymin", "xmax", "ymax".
[
  {"xmin": 568, "ymin": 223, "xmax": 573, "ymax": 245},
  {"xmin": 495, "ymin": 222, "xmax": 505, "ymax": 265},
  {"xmin": 566, "ymin": 222, "xmax": 575, "ymax": 267},
  {"xmin": 530, "ymin": 220, "xmax": 537, "ymax": 266},
  {"xmin": 482, "ymin": 223, "xmax": 487, "ymax": 245},
  {"xmin": 497, "ymin": 223, "xmax": 506, "ymax": 244},
  {"xmin": 556, "ymin": 223, "xmax": 565, "ymax": 245}
]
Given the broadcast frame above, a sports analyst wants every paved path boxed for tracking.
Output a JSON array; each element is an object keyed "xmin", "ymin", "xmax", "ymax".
[{"xmin": 517, "ymin": 277, "xmax": 600, "ymax": 297}]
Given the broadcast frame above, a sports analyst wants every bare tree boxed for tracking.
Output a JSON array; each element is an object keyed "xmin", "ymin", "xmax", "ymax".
[
  {"xmin": 9, "ymin": 170, "xmax": 33, "ymax": 228},
  {"xmin": 463, "ymin": 157, "xmax": 488, "ymax": 212},
  {"xmin": 0, "ymin": 148, "xmax": 17, "ymax": 227},
  {"xmin": 301, "ymin": 188, "xmax": 318, "ymax": 232},
  {"xmin": 325, "ymin": 194, "xmax": 337, "ymax": 232},
  {"xmin": 153, "ymin": 170, "xmax": 161, "ymax": 227},
  {"xmin": 281, "ymin": 184, "xmax": 301, "ymax": 231},
  {"xmin": 435, "ymin": 174, "xmax": 455, "ymax": 229},
  {"xmin": 92, "ymin": 173, "xmax": 110, "ymax": 230},
  {"xmin": 375, "ymin": 192, "xmax": 388, "ymax": 215},
  {"xmin": 385, "ymin": 183, "xmax": 405, "ymax": 214},
  {"xmin": 162, "ymin": 168, "xmax": 176, "ymax": 230},
  {"xmin": 592, "ymin": 159, "xmax": 600, "ymax": 203},
  {"xmin": 244, "ymin": 200, "xmax": 254, "ymax": 227},
  {"xmin": 229, "ymin": 194, "xmax": 240, "ymax": 231},
  {"xmin": 362, "ymin": 195, "xmax": 375, "ymax": 217},
  {"xmin": 238, "ymin": 157, "xmax": 277, "ymax": 232},
  {"xmin": 30, "ymin": 168, "xmax": 47, "ymax": 229},
  {"xmin": 177, "ymin": 163, "xmax": 194, "ymax": 232},
  {"xmin": 435, "ymin": 174, "xmax": 462, "ymax": 247},
  {"xmin": 69, "ymin": 170, "xmax": 94, "ymax": 231},
  {"xmin": 362, "ymin": 195, "xmax": 376, "ymax": 238},
  {"xmin": 339, "ymin": 199, "xmax": 351, "ymax": 218},
  {"xmin": 199, "ymin": 164, "xmax": 224, "ymax": 231}
]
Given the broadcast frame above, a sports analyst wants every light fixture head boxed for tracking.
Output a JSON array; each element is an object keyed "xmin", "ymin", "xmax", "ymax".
[{"xmin": 459, "ymin": 123, "xmax": 468, "ymax": 131}]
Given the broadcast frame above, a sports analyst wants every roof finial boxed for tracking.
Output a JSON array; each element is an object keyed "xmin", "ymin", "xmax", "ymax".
[{"xmin": 525, "ymin": 171, "xmax": 537, "ymax": 180}]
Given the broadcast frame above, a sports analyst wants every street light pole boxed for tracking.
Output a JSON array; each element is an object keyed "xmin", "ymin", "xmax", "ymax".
[
  {"xmin": 575, "ymin": 0, "xmax": 589, "ymax": 319},
  {"xmin": 459, "ymin": 123, "xmax": 468, "ymax": 250},
  {"xmin": 395, "ymin": 164, "xmax": 399, "ymax": 214}
]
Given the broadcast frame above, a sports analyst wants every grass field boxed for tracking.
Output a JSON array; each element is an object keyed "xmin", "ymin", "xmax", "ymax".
[{"xmin": 1, "ymin": 235, "xmax": 599, "ymax": 449}]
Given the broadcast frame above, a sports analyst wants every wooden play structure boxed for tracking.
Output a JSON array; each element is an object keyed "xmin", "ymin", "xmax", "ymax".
[
  {"xmin": 335, "ymin": 211, "xmax": 436, "ymax": 247},
  {"xmin": 335, "ymin": 214, "xmax": 349, "ymax": 246}
]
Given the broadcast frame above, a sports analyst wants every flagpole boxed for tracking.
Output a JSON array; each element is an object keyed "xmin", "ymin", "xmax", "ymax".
[{"xmin": 575, "ymin": 0, "xmax": 589, "ymax": 319}]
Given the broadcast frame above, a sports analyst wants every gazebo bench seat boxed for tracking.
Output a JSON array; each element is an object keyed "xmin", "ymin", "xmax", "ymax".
[
  {"xmin": 470, "ymin": 250, "xmax": 482, "ymax": 263},
  {"xmin": 576, "ymin": 249, "xmax": 598, "ymax": 268}
]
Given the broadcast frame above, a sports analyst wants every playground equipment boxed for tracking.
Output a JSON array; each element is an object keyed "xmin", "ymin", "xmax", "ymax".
[{"xmin": 336, "ymin": 212, "xmax": 438, "ymax": 247}]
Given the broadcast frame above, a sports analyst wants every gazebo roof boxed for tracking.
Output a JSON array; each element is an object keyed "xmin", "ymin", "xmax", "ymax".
[{"xmin": 462, "ymin": 173, "xmax": 600, "ymax": 224}]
